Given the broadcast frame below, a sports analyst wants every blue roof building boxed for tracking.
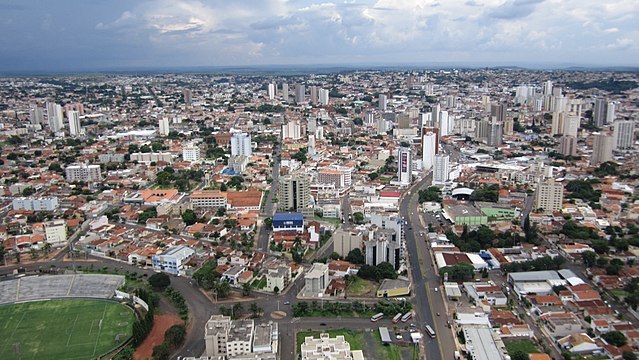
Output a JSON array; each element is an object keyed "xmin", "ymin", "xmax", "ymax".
[{"xmin": 272, "ymin": 212, "xmax": 304, "ymax": 232}]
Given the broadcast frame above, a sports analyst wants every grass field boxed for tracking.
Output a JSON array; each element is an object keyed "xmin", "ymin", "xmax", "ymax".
[
  {"xmin": 346, "ymin": 277, "xmax": 379, "ymax": 297},
  {"xmin": 504, "ymin": 339, "xmax": 539, "ymax": 355},
  {"xmin": 0, "ymin": 299, "xmax": 135, "ymax": 360}
]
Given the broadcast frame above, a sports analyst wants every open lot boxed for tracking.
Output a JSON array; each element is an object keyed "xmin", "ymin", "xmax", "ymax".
[
  {"xmin": 0, "ymin": 299, "xmax": 134, "ymax": 360},
  {"xmin": 504, "ymin": 338, "xmax": 539, "ymax": 355},
  {"xmin": 346, "ymin": 277, "xmax": 379, "ymax": 297}
]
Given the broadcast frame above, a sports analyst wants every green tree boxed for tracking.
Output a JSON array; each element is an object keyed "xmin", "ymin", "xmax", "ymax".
[
  {"xmin": 377, "ymin": 262, "xmax": 398, "ymax": 280},
  {"xmin": 582, "ymin": 251, "xmax": 597, "ymax": 267},
  {"xmin": 214, "ymin": 281, "xmax": 231, "ymax": 299},
  {"xmin": 346, "ymin": 248, "xmax": 365, "ymax": 264},
  {"xmin": 510, "ymin": 351, "xmax": 529, "ymax": 360},
  {"xmin": 602, "ymin": 330, "xmax": 627, "ymax": 347},
  {"xmin": 623, "ymin": 351, "xmax": 637, "ymax": 360},
  {"xmin": 242, "ymin": 282, "xmax": 251, "ymax": 296},
  {"xmin": 439, "ymin": 263, "xmax": 475, "ymax": 282},
  {"xmin": 353, "ymin": 212, "xmax": 365, "ymax": 224},
  {"xmin": 164, "ymin": 324, "xmax": 186, "ymax": 348},
  {"xmin": 22, "ymin": 187, "xmax": 36, "ymax": 196},
  {"xmin": 148, "ymin": 272, "xmax": 171, "ymax": 290},
  {"xmin": 182, "ymin": 209, "xmax": 198, "ymax": 226},
  {"xmin": 152, "ymin": 342, "xmax": 170, "ymax": 360}
]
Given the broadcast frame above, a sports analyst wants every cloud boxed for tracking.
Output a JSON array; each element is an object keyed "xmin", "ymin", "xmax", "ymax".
[
  {"xmin": 487, "ymin": 0, "xmax": 545, "ymax": 20},
  {"xmin": 607, "ymin": 37, "xmax": 633, "ymax": 50}
]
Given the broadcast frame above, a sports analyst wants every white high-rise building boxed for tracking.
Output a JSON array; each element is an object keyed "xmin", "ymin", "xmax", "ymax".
[
  {"xmin": 159, "ymin": 118, "xmax": 170, "ymax": 136},
  {"xmin": 230, "ymin": 132, "xmax": 252, "ymax": 157},
  {"xmin": 282, "ymin": 83, "xmax": 289, "ymax": 102},
  {"xmin": 591, "ymin": 133, "xmax": 613, "ymax": 166},
  {"xmin": 422, "ymin": 131, "xmax": 437, "ymax": 170},
  {"xmin": 67, "ymin": 110, "xmax": 81, "ymax": 136},
  {"xmin": 183, "ymin": 144, "xmax": 201, "ymax": 163},
  {"xmin": 439, "ymin": 111, "xmax": 450, "ymax": 137},
  {"xmin": 432, "ymin": 104, "xmax": 441, "ymax": 127},
  {"xmin": 65, "ymin": 163, "xmax": 102, "ymax": 182},
  {"xmin": 46, "ymin": 102, "xmax": 64, "ymax": 132},
  {"xmin": 319, "ymin": 88, "xmax": 329, "ymax": 105},
  {"xmin": 534, "ymin": 178, "xmax": 564, "ymax": 214},
  {"xmin": 606, "ymin": 102, "xmax": 616, "ymax": 124},
  {"xmin": 613, "ymin": 120, "xmax": 635, "ymax": 150},
  {"xmin": 379, "ymin": 94, "xmax": 387, "ymax": 111},
  {"xmin": 29, "ymin": 107, "xmax": 44, "ymax": 125},
  {"xmin": 44, "ymin": 219, "xmax": 68, "ymax": 245},
  {"xmin": 267, "ymin": 83, "xmax": 276, "ymax": 100},
  {"xmin": 563, "ymin": 114, "xmax": 580, "ymax": 138},
  {"xmin": 281, "ymin": 120, "xmax": 302, "ymax": 140},
  {"xmin": 397, "ymin": 147, "xmax": 412, "ymax": 185},
  {"xmin": 295, "ymin": 84, "xmax": 305, "ymax": 104},
  {"xmin": 433, "ymin": 154, "xmax": 450, "ymax": 184}
]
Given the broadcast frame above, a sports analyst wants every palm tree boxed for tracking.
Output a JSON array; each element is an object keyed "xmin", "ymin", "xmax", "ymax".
[{"xmin": 249, "ymin": 302, "xmax": 262, "ymax": 318}]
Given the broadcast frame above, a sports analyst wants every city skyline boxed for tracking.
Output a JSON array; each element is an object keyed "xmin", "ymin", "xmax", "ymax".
[{"xmin": 0, "ymin": 0, "xmax": 638, "ymax": 72}]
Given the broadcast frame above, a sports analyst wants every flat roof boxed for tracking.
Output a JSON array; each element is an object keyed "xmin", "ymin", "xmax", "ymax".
[
  {"xmin": 508, "ymin": 270, "xmax": 561, "ymax": 282},
  {"xmin": 273, "ymin": 212, "xmax": 304, "ymax": 221},
  {"xmin": 379, "ymin": 327, "xmax": 392, "ymax": 343},
  {"xmin": 445, "ymin": 203, "xmax": 483, "ymax": 217},
  {"xmin": 378, "ymin": 278, "xmax": 411, "ymax": 291},
  {"xmin": 463, "ymin": 326, "xmax": 503, "ymax": 360}
]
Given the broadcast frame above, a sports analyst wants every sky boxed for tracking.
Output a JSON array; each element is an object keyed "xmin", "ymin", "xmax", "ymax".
[{"xmin": 0, "ymin": 0, "xmax": 638, "ymax": 72}]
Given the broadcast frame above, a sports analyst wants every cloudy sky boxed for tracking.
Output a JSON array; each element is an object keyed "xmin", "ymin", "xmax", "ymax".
[{"xmin": 0, "ymin": 0, "xmax": 637, "ymax": 71}]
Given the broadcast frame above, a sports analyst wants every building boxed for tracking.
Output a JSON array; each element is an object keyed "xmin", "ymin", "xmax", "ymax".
[
  {"xmin": 152, "ymin": 245, "xmax": 195, "ymax": 275},
  {"xmin": 304, "ymin": 263, "xmax": 329, "ymax": 295},
  {"xmin": 231, "ymin": 132, "xmax": 252, "ymax": 157},
  {"xmin": 613, "ymin": 120, "xmax": 635, "ymax": 150},
  {"xmin": 590, "ymin": 133, "xmax": 613, "ymax": 166},
  {"xmin": 65, "ymin": 163, "xmax": 102, "ymax": 182},
  {"xmin": 281, "ymin": 120, "xmax": 302, "ymax": 140},
  {"xmin": 44, "ymin": 219, "xmax": 67, "ymax": 245},
  {"xmin": 29, "ymin": 107, "xmax": 44, "ymax": 125},
  {"xmin": 267, "ymin": 83, "xmax": 275, "ymax": 100},
  {"xmin": 397, "ymin": 147, "xmax": 412, "ymax": 185},
  {"xmin": 559, "ymin": 135, "xmax": 577, "ymax": 157},
  {"xmin": 534, "ymin": 178, "xmax": 564, "ymax": 214},
  {"xmin": 422, "ymin": 131, "xmax": 437, "ymax": 170},
  {"xmin": 317, "ymin": 168, "xmax": 346, "ymax": 189},
  {"xmin": 190, "ymin": 190, "xmax": 227, "ymax": 208},
  {"xmin": 67, "ymin": 110, "xmax": 81, "ymax": 136},
  {"xmin": 158, "ymin": 117, "xmax": 170, "ymax": 136},
  {"xmin": 265, "ymin": 266, "xmax": 291, "ymax": 293},
  {"xmin": 300, "ymin": 333, "xmax": 365, "ymax": 360},
  {"xmin": 295, "ymin": 84, "xmax": 305, "ymax": 104},
  {"xmin": 593, "ymin": 99, "xmax": 615, "ymax": 127},
  {"xmin": 277, "ymin": 172, "xmax": 312, "ymax": 216},
  {"xmin": 462, "ymin": 326, "xmax": 505, "ymax": 360},
  {"xmin": 183, "ymin": 144, "xmax": 201, "ymax": 163},
  {"xmin": 376, "ymin": 278, "xmax": 411, "ymax": 298},
  {"xmin": 379, "ymin": 94, "xmax": 387, "ymax": 111},
  {"xmin": 12, "ymin": 197, "xmax": 59, "ymax": 211},
  {"xmin": 183, "ymin": 88, "xmax": 193, "ymax": 106},
  {"xmin": 319, "ymin": 88, "xmax": 329, "ymax": 105},
  {"xmin": 309, "ymin": 86, "xmax": 318, "ymax": 104},
  {"xmin": 333, "ymin": 229, "xmax": 362, "ymax": 257},
  {"xmin": 205, "ymin": 315, "xmax": 231, "ymax": 357},
  {"xmin": 282, "ymin": 83, "xmax": 289, "ymax": 102},
  {"xmin": 130, "ymin": 152, "xmax": 173, "ymax": 164},
  {"xmin": 272, "ymin": 212, "xmax": 304, "ymax": 232},
  {"xmin": 46, "ymin": 101, "xmax": 64, "ymax": 132},
  {"xmin": 433, "ymin": 154, "xmax": 450, "ymax": 184}
]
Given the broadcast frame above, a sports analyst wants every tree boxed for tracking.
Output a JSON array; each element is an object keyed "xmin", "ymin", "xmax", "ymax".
[
  {"xmin": 214, "ymin": 281, "xmax": 231, "ymax": 299},
  {"xmin": 510, "ymin": 351, "xmax": 529, "ymax": 360},
  {"xmin": 623, "ymin": 351, "xmax": 637, "ymax": 360},
  {"xmin": 353, "ymin": 212, "xmax": 365, "ymax": 224},
  {"xmin": 602, "ymin": 331, "xmax": 627, "ymax": 347},
  {"xmin": 273, "ymin": 286, "xmax": 280, "ymax": 294},
  {"xmin": 346, "ymin": 248, "xmax": 365, "ymax": 264},
  {"xmin": 249, "ymin": 302, "xmax": 262, "ymax": 318},
  {"xmin": 242, "ymin": 282, "xmax": 251, "ymax": 296},
  {"xmin": 377, "ymin": 262, "xmax": 398, "ymax": 280},
  {"xmin": 22, "ymin": 187, "xmax": 35, "ymax": 196},
  {"xmin": 232, "ymin": 303, "xmax": 244, "ymax": 319},
  {"xmin": 582, "ymin": 251, "xmax": 597, "ymax": 267},
  {"xmin": 263, "ymin": 217, "xmax": 273, "ymax": 229},
  {"xmin": 148, "ymin": 272, "xmax": 171, "ymax": 290},
  {"xmin": 182, "ymin": 209, "xmax": 198, "ymax": 226},
  {"xmin": 591, "ymin": 239, "xmax": 609, "ymax": 254},
  {"xmin": 152, "ymin": 342, "xmax": 170, "ymax": 360},
  {"xmin": 439, "ymin": 263, "xmax": 475, "ymax": 282},
  {"xmin": 164, "ymin": 324, "xmax": 186, "ymax": 348}
]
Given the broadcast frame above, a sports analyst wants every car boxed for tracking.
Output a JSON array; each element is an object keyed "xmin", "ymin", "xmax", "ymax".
[
  {"xmin": 320, "ymin": 322, "xmax": 327, "ymax": 326},
  {"xmin": 434, "ymin": 287, "xmax": 438, "ymax": 292},
  {"xmin": 436, "ymin": 312, "xmax": 440, "ymax": 316},
  {"xmin": 284, "ymin": 301, "xmax": 290, "ymax": 305}
]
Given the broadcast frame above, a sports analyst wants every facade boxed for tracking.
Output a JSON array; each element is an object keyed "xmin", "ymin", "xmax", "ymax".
[
  {"xmin": 190, "ymin": 190, "xmax": 227, "ymax": 208},
  {"xmin": 422, "ymin": 131, "xmax": 437, "ymax": 170},
  {"xmin": 30, "ymin": 107, "xmax": 44, "ymax": 125},
  {"xmin": 613, "ymin": 120, "xmax": 634, "ymax": 150},
  {"xmin": 205, "ymin": 315, "xmax": 231, "ymax": 357},
  {"xmin": 559, "ymin": 135, "xmax": 577, "ymax": 157},
  {"xmin": 304, "ymin": 263, "xmax": 329, "ymax": 295},
  {"xmin": 183, "ymin": 144, "xmax": 201, "ymax": 163},
  {"xmin": 534, "ymin": 178, "xmax": 564, "ymax": 214},
  {"xmin": 67, "ymin": 110, "xmax": 81, "ymax": 136},
  {"xmin": 319, "ymin": 88, "xmax": 329, "ymax": 105},
  {"xmin": 333, "ymin": 229, "xmax": 362, "ymax": 257},
  {"xmin": 12, "ymin": 197, "xmax": 59, "ymax": 211},
  {"xmin": 152, "ymin": 245, "xmax": 196, "ymax": 275},
  {"xmin": 44, "ymin": 219, "xmax": 67, "ymax": 245},
  {"xmin": 231, "ymin": 132, "xmax": 252, "ymax": 157},
  {"xmin": 65, "ymin": 163, "xmax": 102, "ymax": 182},
  {"xmin": 397, "ymin": 147, "xmax": 412, "ymax": 185},
  {"xmin": 130, "ymin": 152, "xmax": 173, "ymax": 164},
  {"xmin": 158, "ymin": 117, "xmax": 170, "ymax": 136},
  {"xmin": 227, "ymin": 320, "xmax": 255, "ymax": 357},
  {"xmin": 295, "ymin": 84, "xmax": 305, "ymax": 104},
  {"xmin": 46, "ymin": 101, "xmax": 64, "ymax": 132},
  {"xmin": 590, "ymin": 133, "xmax": 613, "ymax": 166},
  {"xmin": 272, "ymin": 212, "xmax": 304, "ymax": 232},
  {"xmin": 433, "ymin": 153, "xmax": 450, "ymax": 184},
  {"xmin": 277, "ymin": 172, "xmax": 312, "ymax": 216},
  {"xmin": 265, "ymin": 266, "xmax": 291, "ymax": 293}
]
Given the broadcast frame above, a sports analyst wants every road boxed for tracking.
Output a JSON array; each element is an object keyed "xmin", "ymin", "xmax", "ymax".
[
  {"xmin": 257, "ymin": 142, "xmax": 281, "ymax": 252},
  {"xmin": 399, "ymin": 172, "xmax": 456, "ymax": 360}
]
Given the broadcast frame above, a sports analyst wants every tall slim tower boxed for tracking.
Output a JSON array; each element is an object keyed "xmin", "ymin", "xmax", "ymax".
[
  {"xmin": 183, "ymin": 89, "xmax": 193, "ymax": 106},
  {"xmin": 158, "ymin": 118, "xmax": 170, "ymax": 136},
  {"xmin": 282, "ymin": 83, "xmax": 289, "ymax": 103},
  {"xmin": 433, "ymin": 154, "xmax": 450, "ymax": 184},
  {"xmin": 309, "ymin": 86, "xmax": 318, "ymax": 104},
  {"xmin": 422, "ymin": 131, "xmax": 437, "ymax": 170},
  {"xmin": 397, "ymin": 147, "xmax": 412, "ymax": 185},
  {"xmin": 267, "ymin": 83, "xmax": 276, "ymax": 100},
  {"xmin": 46, "ymin": 102, "xmax": 63, "ymax": 132},
  {"xmin": 230, "ymin": 132, "xmax": 252, "ymax": 157},
  {"xmin": 593, "ymin": 99, "xmax": 607, "ymax": 127},
  {"xmin": 613, "ymin": 120, "xmax": 635, "ymax": 150},
  {"xmin": 29, "ymin": 107, "xmax": 44, "ymax": 125},
  {"xmin": 278, "ymin": 172, "xmax": 312, "ymax": 215},
  {"xmin": 591, "ymin": 133, "xmax": 613, "ymax": 166},
  {"xmin": 559, "ymin": 135, "xmax": 577, "ymax": 157},
  {"xmin": 295, "ymin": 84, "xmax": 305, "ymax": 104},
  {"xmin": 379, "ymin": 94, "xmax": 387, "ymax": 111},
  {"xmin": 534, "ymin": 178, "xmax": 564, "ymax": 214},
  {"xmin": 67, "ymin": 110, "xmax": 81, "ymax": 136},
  {"xmin": 319, "ymin": 88, "xmax": 329, "ymax": 105}
]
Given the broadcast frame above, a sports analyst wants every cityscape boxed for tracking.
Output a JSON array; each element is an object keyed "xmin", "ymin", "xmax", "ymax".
[{"xmin": 1, "ymin": 2, "xmax": 639, "ymax": 360}]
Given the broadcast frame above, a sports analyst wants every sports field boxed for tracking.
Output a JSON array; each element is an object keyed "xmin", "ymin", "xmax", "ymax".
[{"xmin": 0, "ymin": 299, "xmax": 135, "ymax": 360}]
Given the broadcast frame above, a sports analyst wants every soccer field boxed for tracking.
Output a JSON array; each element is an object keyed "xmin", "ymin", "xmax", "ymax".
[{"xmin": 0, "ymin": 299, "xmax": 135, "ymax": 360}]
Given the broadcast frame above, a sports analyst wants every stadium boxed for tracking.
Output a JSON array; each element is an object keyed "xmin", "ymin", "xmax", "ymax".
[{"xmin": 0, "ymin": 274, "xmax": 137, "ymax": 360}]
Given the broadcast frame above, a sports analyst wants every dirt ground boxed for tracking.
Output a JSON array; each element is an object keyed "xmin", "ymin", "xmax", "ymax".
[{"xmin": 133, "ymin": 313, "xmax": 182, "ymax": 360}]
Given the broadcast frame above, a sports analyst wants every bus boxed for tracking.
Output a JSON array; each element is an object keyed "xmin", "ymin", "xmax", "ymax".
[
  {"xmin": 425, "ymin": 324, "xmax": 436, "ymax": 338},
  {"xmin": 401, "ymin": 312, "xmax": 413, "ymax": 323},
  {"xmin": 371, "ymin": 313, "xmax": 384, "ymax": 322},
  {"xmin": 392, "ymin": 313, "xmax": 402, "ymax": 324}
]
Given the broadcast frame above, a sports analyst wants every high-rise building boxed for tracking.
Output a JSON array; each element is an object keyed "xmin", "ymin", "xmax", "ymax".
[
  {"xmin": 158, "ymin": 117, "xmax": 170, "ymax": 136},
  {"xmin": 378, "ymin": 94, "xmax": 387, "ymax": 111},
  {"xmin": 490, "ymin": 103, "xmax": 506, "ymax": 123},
  {"xmin": 559, "ymin": 135, "xmax": 577, "ymax": 157},
  {"xmin": 281, "ymin": 120, "xmax": 302, "ymax": 140},
  {"xmin": 534, "ymin": 178, "xmax": 564, "ymax": 214},
  {"xmin": 307, "ymin": 117, "xmax": 317, "ymax": 135},
  {"xmin": 309, "ymin": 86, "xmax": 318, "ymax": 104},
  {"xmin": 319, "ymin": 88, "xmax": 329, "ymax": 105},
  {"xmin": 591, "ymin": 133, "xmax": 613, "ymax": 166},
  {"xmin": 503, "ymin": 118, "xmax": 514, "ymax": 135},
  {"xmin": 422, "ymin": 131, "xmax": 437, "ymax": 170},
  {"xmin": 295, "ymin": 84, "xmax": 305, "ymax": 104},
  {"xmin": 433, "ymin": 154, "xmax": 450, "ymax": 184},
  {"xmin": 183, "ymin": 88, "xmax": 192, "ymax": 106},
  {"xmin": 551, "ymin": 112, "xmax": 565, "ymax": 136},
  {"xmin": 46, "ymin": 102, "xmax": 64, "ymax": 132},
  {"xmin": 613, "ymin": 120, "xmax": 635, "ymax": 150},
  {"xmin": 267, "ymin": 83, "xmax": 275, "ymax": 100},
  {"xmin": 29, "ymin": 107, "xmax": 44, "ymax": 125},
  {"xmin": 487, "ymin": 122, "xmax": 503, "ymax": 147},
  {"xmin": 563, "ymin": 114, "xmax": 580, "ymax": 138},
  {"xmin": 278, "ymin": 172, "xmax": 312, "ymax": 215},
  {"xmin": 67, "ymin": 110, "xmax": 81, "ymax": 136},
  {"xmin": 606, "ymin": 102, "xmax": 616, "ymax": 124},
  {"xmin": 182, "ymin": 144, "xmax": 201, "ymax": 163},
  {"xmin": 282, "ymin": 83, "xmax": 289, "ymax": 103},
  {"xmin": 397, "ymin": 147, "xmax": 412, "ymax": 185},
  {"xmin": 65, "ymin": 163, "xmax": 102, "ymax": 182},
  {"xmin": 439, "ymin": 110, "xmax": 451, "ymax": 137},
  {"xmin": 431, "ymin": 104, "xmax": 441, "ymax": 127},
  {"xmin": 593, "ymin": 99, "xmax": 613, "ymax": 127},
  {"xmin": 397, "ymin": 113, "xmax": 410, "ymax": 129},
  {"xmin": 230, "ymin": 132, "xmax": 252, "ymax": 157},
  {"xmin": 44, "ymin": 219, "xmax": 68, "ymax": 245}
]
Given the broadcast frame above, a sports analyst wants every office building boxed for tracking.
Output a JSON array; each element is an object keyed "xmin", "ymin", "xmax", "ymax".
[
  {"xmin": 295, "ymin": 84, "xmax": 305, "ymax": 104},
  {"xmin": 65, "ymin": 163, "xmax": 102, "ymax": 182},
  {"xmin": 397, "ymin": 147, "xmax": 412, "ymax": 185},
  {"xmin": 152, "ymin": 245, "xmax": 196, "ymax": 275},
  {"xmin": 267, "ymin": 83, "xmax": 275, "ymax": 100},
  {"xmin": 422, "ymin": 131, "xmax": 437, "ymax": 170},
  {"xmin": 44, "ymin": 219, "xmax": 67, "ymax": 245},
  {"xmin": 433, "ymin": 154, "xmax": 450, "ymax": 184},
  {"xmin": 282, "ymin": 83, "xmax": 289, "ymax": 102},
  {"xmin": 29, "ymin": 107, "xmax": 44, "ymax": 125},
  {"xmin": 183, "ymin": 144, "xmax": 201, "ymax": 163},
  {"xmin": 67, "ymin": 110, "xmax": 81, "ymax": 136},
  {"xmin": 613, "ymin": 120, "xmax": 635, "ymax": 150},
  {"xmin": 183, "ymin": 88, "xmax": 192, "ymax": 106},
  {"xmin": 231, "ymin": 132, "xmax": 252, "ymax": 157},
  {"xmin": 319, "ymin": 88, "xmax": 329, "ymax": 105},
  {"xmin": 158, "ymin": 117, "xmax": 170, "ymax": 136},
  {"xmin": 591, "ymin": 133, "xmax": 613, "ymax": 166},
  {"xmin": 277, "ymin": 172, "xmax": 312, "ymax": 216},
  {"xmin": 379, "ymin": 94, "xmax": 387, "ymax": 111},
  {"xmin": 534, "ymin": 178, "xmax": 564, "ymax": 214},
  {"xmin": 559, "ymin": 135, "xmax": 577, "ymax": 157}
]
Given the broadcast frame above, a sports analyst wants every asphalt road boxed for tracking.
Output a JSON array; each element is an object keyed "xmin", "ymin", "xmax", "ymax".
[
  {"xmin": 257, "ymin": 143, "xmax": 281, "ymax": 252},
  {"xmin": 400, "ymin": 172, "xmax": 456, "ymax": 360}
]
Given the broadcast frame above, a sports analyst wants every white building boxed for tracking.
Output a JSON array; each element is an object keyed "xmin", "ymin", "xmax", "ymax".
[
  {"xmin": 379, "ymin": 94, "xmax": 387, "ymax": 111},
  {"xmin": 44, "ymin": 219, "xmax": 67, "ymax": 245},
  {"xmin": 433, "ymin": 154, "xmax": 450, "ymax": 184},
  {"xmin": 12, "ymin": 197, "xmax": 59, "ymax": 211},
  {"xmin": 422, "ymin": 131, "xmax": 437, "ymax": 170},
  {"xmin": 397, "ymin": 147, "xmax": 412, "ymax": 185},
  {"xmin": 158, "ymin": 117, "xmax": 170, "ymax": 136},
  {"xmin": 281, "ymin": 120, "xmax": 302, "ymax": 140},
  {"xmin": 267, "ymin": 83, "xmax": 276, "ymax": 100},
  {"xmin": 231, "ymin": 132, "xmax": 252, "ymax": 157},
  {"xmin": 265, "ymin": 266, "xmax": 291, "ymax": 293},
  {"xmin": 130, "ymin": 152, "xmax": 173, "ymax": 164},
  {"xmin": 65, "ymin": 163, "xmax": 102, "ymax": 182},
  {"xmin": 46, "ymin": 102, "xmax": 64, "ymax": 132},
  {"xmin": 301, "ymin": 333, "xmax": 364, "ymax": 360},
  {"xmin": 152, "ymin": 245, "xmax": 195, "ymax": 275},
  {"xmin": 183, "ymin": 144, "xmax": 201, "ymax": 163},
  {"xmin": 304, "ymin": 263, "xmax": 329, "ymax": 295},
  {"xmin": 613, "ymin": 120, "xmax": 635, "ymax": 150},
  {"xmin": 67, "ymin": 110, "xmax": 81, "ymax": 136},
  {"xmin": 534, "ymin": 178, "xmax": 564, "ymax": 214},
  {"xmin": 319, "ymin": 88, "xmax": 329, "ymax": 105}
]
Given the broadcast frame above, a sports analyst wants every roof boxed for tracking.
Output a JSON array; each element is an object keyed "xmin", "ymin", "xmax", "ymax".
[
  {"xmin": 463, "ymin": 326, "xmax": 503, "ymax": 360},
  {"xmin": 508, "ymin": 271, "xmax": 561, "ymax": 282},
  {"xmin": 379, "ymin": 327, "xmax": 392, "ymax": 343},
  {"xmin": 273, "ymin": 212, "xmax": 304, "ymax": 222}
]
